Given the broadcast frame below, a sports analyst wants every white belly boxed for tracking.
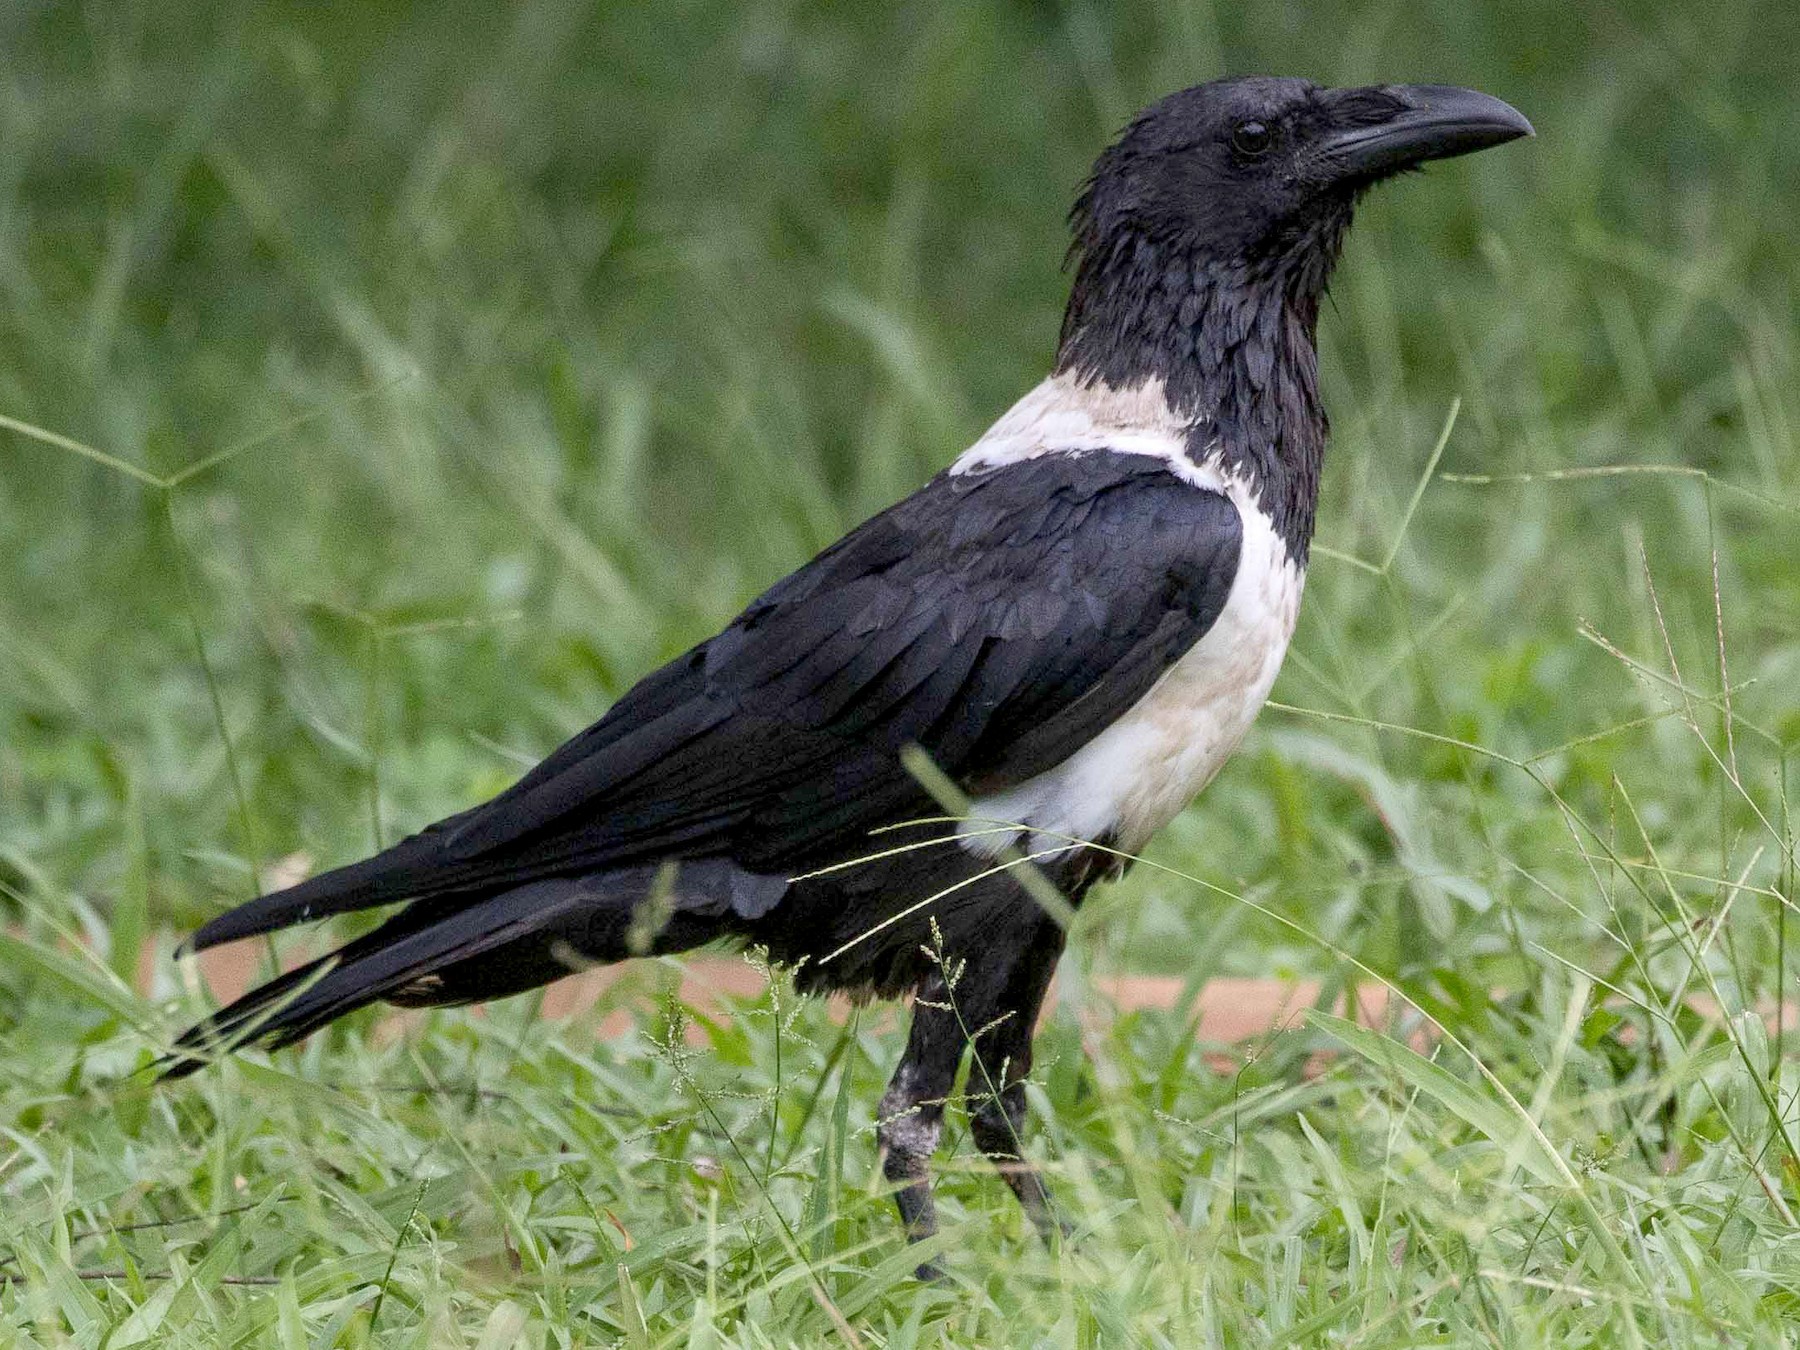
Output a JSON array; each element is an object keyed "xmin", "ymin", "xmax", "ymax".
[{"xmin": 965, "ymin": 475, "xmax": 1303, "ymax": 858}]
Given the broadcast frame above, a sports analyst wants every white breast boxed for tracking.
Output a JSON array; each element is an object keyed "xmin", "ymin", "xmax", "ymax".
[{"xmin": 951, "ymin": 373, "xmax": 1305, "ymax": 859}]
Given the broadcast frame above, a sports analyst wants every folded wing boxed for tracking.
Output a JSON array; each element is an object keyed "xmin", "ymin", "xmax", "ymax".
[{"xmin": 188, "ymin": 451, "xmax": 1242, "ymax": 950}]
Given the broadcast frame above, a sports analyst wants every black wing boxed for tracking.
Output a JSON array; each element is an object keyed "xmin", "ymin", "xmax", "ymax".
[{"xmin": 190, "ymin": 451, "xmax": 1241, "ymax": 949}]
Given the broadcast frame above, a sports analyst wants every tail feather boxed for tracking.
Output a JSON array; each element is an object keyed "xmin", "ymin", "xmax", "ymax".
[
  {"xmin": 183, "ymin": 826, "xmax": 465, "ymax": 954},
  {"xmin": 163, "ymin": 953, "xmax": 341, "ymax": 1074},
  {"xmin": 163, "ymin": 856, "xmax": 781, "ymax": 1079},
  {"xmin": 162, "ymin": 878, "xmax": 611, "ymax": 1079}
]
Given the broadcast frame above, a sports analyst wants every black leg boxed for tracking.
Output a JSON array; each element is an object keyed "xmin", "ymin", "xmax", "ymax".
[
  {"xmin": 876, "ymin": 971, "xmax": 961, "ymax": 1280},
  {"xmin": 963, "ymin": 917, "xmax": 1067, "ymax": 1241},
  {"xmin": 875, "ymin": 909, "xmax": 1069, "ymax": 1276}
]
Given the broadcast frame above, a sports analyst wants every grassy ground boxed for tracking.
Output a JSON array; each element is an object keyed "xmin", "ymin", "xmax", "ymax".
[{"xmin": 3, "ymin": 0, "xmax": 1800, "ymax": 1343}]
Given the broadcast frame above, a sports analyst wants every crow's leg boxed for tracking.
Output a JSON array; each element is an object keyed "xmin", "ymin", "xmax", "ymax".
[
  {"xmin": 963, "ymin": 914, "xmax": 1066, "ymax": 1240},
  {"xmin": 876, "ymin": 908, "xmax": 1068, "ymax": 1275},
  {"xmin": 876, "ymin": 968, "xmax": 961, "ymax": 1278}
]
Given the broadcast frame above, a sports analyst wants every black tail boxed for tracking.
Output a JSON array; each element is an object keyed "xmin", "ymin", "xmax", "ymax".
[
  {"xmin": 181, "ymin": 819, "xmax": 479, "ymax": 954},
  {"xmin": 162, "ymin": 874, "xmax": 660, "ymax": 1079}
]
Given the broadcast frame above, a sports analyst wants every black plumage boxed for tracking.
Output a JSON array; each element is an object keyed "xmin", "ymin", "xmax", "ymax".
[
  {"xmin": 164, "ymin": 74, "xmax": 1531, "ymax": 1272},
  {"xmin": 181, "ymin": 454, "xmax": 1240, "ymax": 960}
]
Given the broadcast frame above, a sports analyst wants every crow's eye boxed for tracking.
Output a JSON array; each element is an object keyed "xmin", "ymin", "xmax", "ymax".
[{"xmin": 1230, "ymin": 120, "xmax": 1275, "ymax": 156}]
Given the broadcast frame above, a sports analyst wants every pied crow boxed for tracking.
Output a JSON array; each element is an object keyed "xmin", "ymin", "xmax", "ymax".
[{"xmin": 167, "ymin": 76, "xmax": 1531, "ymax": 1269}]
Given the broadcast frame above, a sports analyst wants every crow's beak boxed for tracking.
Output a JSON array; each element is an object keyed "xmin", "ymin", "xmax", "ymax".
[{"xmin": 1318, "ymin": 84, "xmax": 1533, "ymax": 182}]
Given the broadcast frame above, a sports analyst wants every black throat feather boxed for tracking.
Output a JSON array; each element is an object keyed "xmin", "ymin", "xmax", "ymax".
[{"xmin": 1053, "ymin": 198, "xmax": 1354, "ymax": 565}]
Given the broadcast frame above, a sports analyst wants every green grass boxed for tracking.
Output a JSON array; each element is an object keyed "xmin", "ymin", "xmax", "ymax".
[{"xmin": 4, "ymin": 0, "xmax": 1800, "ymax": 1342}]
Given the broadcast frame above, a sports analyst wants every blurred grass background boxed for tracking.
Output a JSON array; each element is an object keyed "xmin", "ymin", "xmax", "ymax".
[{"xmin": 3, "ymin": 0, "xmax": 1799, "ymax": 1343}]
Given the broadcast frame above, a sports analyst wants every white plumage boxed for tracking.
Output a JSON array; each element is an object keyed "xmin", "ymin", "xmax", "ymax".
[{"xmin": 951, "ymin": 372, "xmax": 1304, "ymax": 858}]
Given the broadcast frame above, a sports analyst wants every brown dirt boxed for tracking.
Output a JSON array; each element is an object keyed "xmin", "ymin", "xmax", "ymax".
[
  {"xmin": 166, "ymin": 938, "xmax": 1392, "ymax": 1052},
  {"xmin": 11, "ymin": 930, "xmax": 1779, "ymax": 1063}
]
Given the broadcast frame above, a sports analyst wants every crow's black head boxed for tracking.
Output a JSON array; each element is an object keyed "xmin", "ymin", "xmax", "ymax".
[
  {"xmin": 1057, "ymin": 77, "xmax": 1531, "ymax": 557},
  {"xmin": 1070, "ymin": 76, "xmax": 1531, "ymax": 283},
  {"xmin": 1059, "ymin": 77, "xmax": 1530, "ymax": 388}
]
